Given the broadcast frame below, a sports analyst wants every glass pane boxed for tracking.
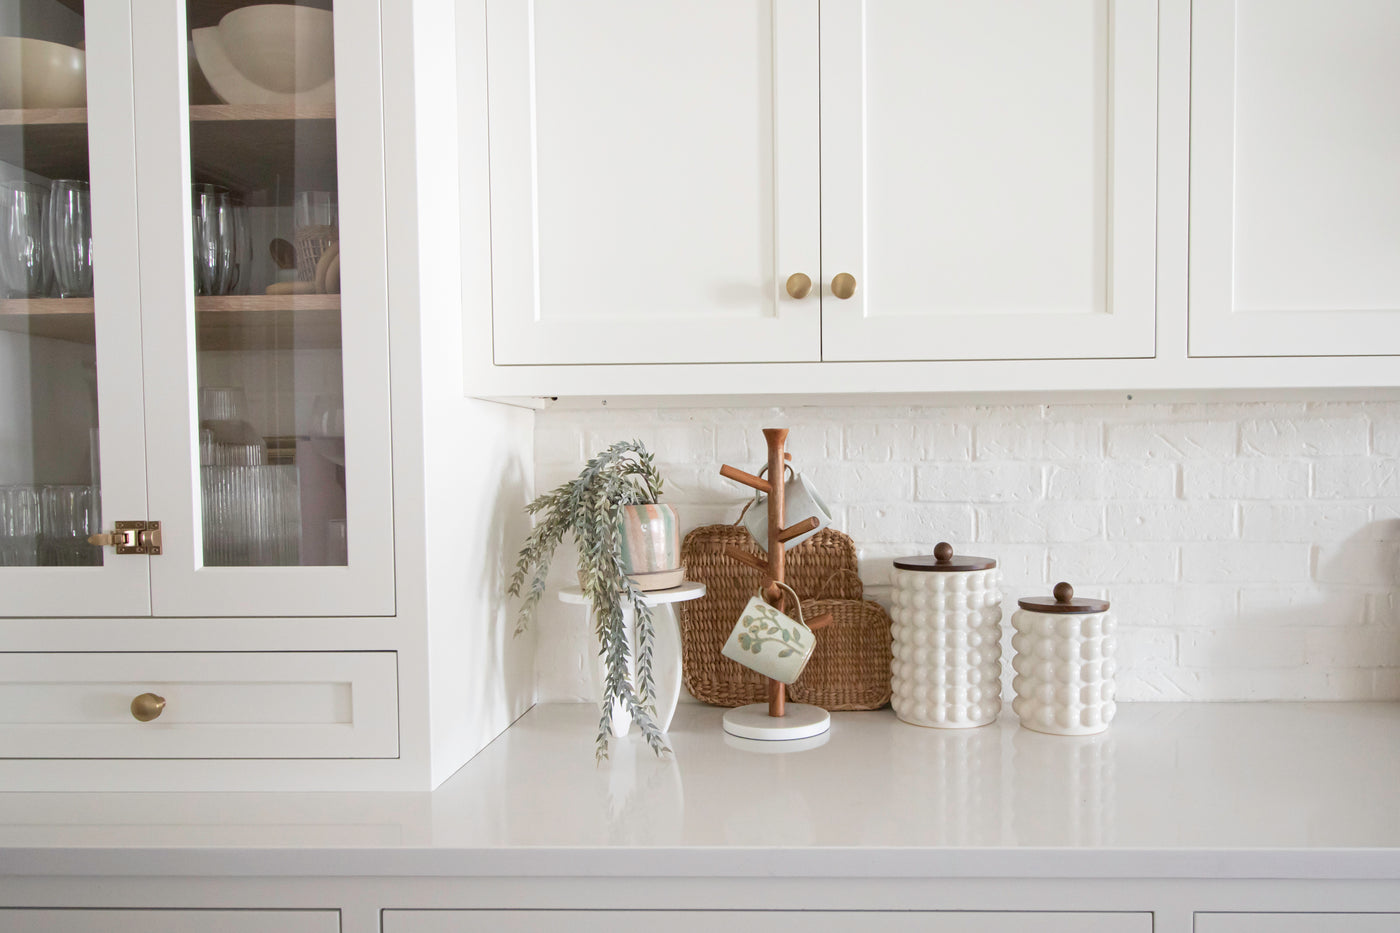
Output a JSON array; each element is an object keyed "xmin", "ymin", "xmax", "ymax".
[
  {"xmin": 0, "ymin": 0, "xmax": 103, "ymax": 567},
  {"xmin": 186, "ymin": 0, "xmax": 345, "ymax": 566}
]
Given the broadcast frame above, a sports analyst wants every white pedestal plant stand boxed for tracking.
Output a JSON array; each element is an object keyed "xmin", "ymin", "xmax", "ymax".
[{"xmin": 559, "ymin": 581, "xmax": 706, "ymax": 737}]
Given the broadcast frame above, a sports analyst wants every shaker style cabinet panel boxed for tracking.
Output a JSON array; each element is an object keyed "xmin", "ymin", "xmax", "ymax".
[
  {"xmin": 387, "ymin": 911, "xmax": 1152, "ymax": 933},
  {"xmin": 486, "ymin": 0, "xmax": 821, "ymax": 365},
  {"xmin": 0, "ymin": 0, "xmax": 153, "ymax": 616},
  {"xmin": 0, "ymin": 652, "xmax": 399, "ymax": 759},
  {"xmin": 1196, "ymin": 914, "xmax": 1400, "ymax": 933},
  {"xmin": 0, "ymin": 910, "xmax": 339, "ymax": 933},
  {"xmin": 1189, "ymin": 0, "xmax": 1400, "ymax": 357},
  {"xmin": 819, "ymin": 0, "xmax": 1158, "ymax": 361}
]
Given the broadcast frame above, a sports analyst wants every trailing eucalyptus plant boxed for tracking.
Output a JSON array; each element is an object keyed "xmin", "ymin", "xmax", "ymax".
[{"xmin": 508, "ymin": 440, "xmax": 670, "ymax": 760}]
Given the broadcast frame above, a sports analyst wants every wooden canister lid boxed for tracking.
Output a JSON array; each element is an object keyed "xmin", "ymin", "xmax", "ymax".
[
  {"xmin": 1017, "ymin": 581, "xmax": 1109, "ymax": 614},
  {"xmin": 893, "ymin": 541, "xmax": 996, "ymax": 572}
]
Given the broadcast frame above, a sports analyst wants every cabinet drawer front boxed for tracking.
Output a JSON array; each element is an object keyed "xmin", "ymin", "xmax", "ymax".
[
  {"xmin": 0, "ymin": 909, "xmax": 337, "ymax": 933},
  {"xmin": 1197, "ymin": 914, "xmax": 1400, "ymax": 933},
  {"xmin": 385, "ymin": 911, "xmax": 1150, "ymax": 933},
  {"xmin": 0, "ymin": 652, "xmax": 397, "ymax": 759}
]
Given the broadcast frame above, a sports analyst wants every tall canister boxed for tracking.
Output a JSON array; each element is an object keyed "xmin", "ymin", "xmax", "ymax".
[
  {"xmin": 1011, "ymin": 582, "xmax": 1117, "ymax": 736},
  {"xmin": 890, "ymin": 542, "xmax": 1002, "ymax": 728}
]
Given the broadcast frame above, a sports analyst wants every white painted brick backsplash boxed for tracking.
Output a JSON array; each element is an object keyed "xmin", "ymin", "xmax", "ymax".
[
  {"xmin": 1105, "ymin": 501, "xmax": 1237, "ymax": 541},
  {"xmin": 1180, "ymin": 542, "xmax": 1310, "ymax": 584},
  {"xmin": 1046, "ymin": 461, "xmax": 1177, "ymax": 500},
  {"xmin": 1240, "ymin": 503, "xmax": 1372, "ymax": 542},
  {"xmin": 1314, "ymin": 458, "xmax": 1400, "ymax": 499},
  {"xmin": 1106, "ymin": 421, "xmax": 1238, "ymax": 460},
  {"xmin": 917, "ymin": 461, "xmax": 1043, "ymax": 502},
  {"xmin": 531, "ymin": 400, "xmax": 1400, "ymax": 705},
  {"xmin": 976, "ymin": 501, "xmax": 1102, "ymax": 543},
  {"xmin": 1240, "ymin": 416, "xmax": 1369, "ymax": 457},
  {"xmin": 1182, "ymin": 460, "xmax": 1311, "ymax": 500},
  {"xmin": 975, "ymin": 421, "xmax": 1102, "ymax": 461},
  {"xmin": 844, "ymin": 422, "xmax": 973, "ymax": 462}
]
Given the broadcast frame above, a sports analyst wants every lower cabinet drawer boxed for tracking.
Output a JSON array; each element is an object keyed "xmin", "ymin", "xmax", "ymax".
[
  {"xmin": 1197, "ymin": 914, "xmax": 1400, "ymax": 933},
  {"xmin": 0, "ymin": 651, "xmax": 397, "ymax": 759},
  {"xmin": 0, "ymin": 909, "xmax": 338, "ymax": 933},
  {"xmin": 384, "ymin": 911, "xmax": 1151, "ymax": 933}
]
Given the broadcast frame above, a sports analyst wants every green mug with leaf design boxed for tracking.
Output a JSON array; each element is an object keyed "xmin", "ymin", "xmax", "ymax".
[{"xmin": 720, "ymin": 582, "xmax": 816, "ymax": 685}]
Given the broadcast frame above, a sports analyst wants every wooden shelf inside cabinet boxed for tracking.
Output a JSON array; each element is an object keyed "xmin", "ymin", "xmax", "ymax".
[
  {"xmin": 196, "ymin": 294, "xmax": 342, "ymax": 351},
  {"xmin": 52, "ymin": 0, "xmax": 331, "ymax": 27},
  {"xmin": 189, "ymin": 105, "xmax": 337, "ymax": 199},
  {"xmin": 0, "ymin": 109, "xmax": 89, "ymax": 182},
  {"xmin": 0, "ymin": 298, "xmax": 95, "ymax": 344}
]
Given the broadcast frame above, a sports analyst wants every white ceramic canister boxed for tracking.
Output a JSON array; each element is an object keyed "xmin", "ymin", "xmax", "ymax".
[
  {"xmin": 1010, "ymin": 582, "xmax": 1117, "ymax": 736},
  {"xmin": 890, "ymin": 542, "xmax": 1003, "ymax": 728}
]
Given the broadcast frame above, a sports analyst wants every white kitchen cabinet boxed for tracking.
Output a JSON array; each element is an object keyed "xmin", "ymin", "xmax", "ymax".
[
  {"xmin": 0, "ymin": 0, "xmax": 393, "ymax": 617},
  {"xmin": 1189, "ymin": 0, "xmax": 1400, "ymax": 357},
  {"xmin": 1195, "ymin": 914, "xmax": 1400, "ymax": 933},
  {"xmin": 484, "ymin": 0, "xmax": 1157, "ymax": 368},
  {"xmin": 0, "ymin": 0, "xmax": 535, "ymax": 789},
  {"xmin": 0, "ymin": 909, "xmax": 338, "ymax": 933},
  {"xmin": 387, "ymin": 911, "xmax": 1151, "ymax": 932},
  {"xmin": 486, "ymin": 0, "xmax": 821, "ymax": 365},
  {"xmin": 820, "ymin": 0, "xmax": 1158, "ymax": 361}
]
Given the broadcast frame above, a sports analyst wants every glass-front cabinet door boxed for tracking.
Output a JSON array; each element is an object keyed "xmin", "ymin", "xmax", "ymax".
[
  {"xmin": 0, "ymin": 0, "xmax": 151, "ymax": 616},
  {"xmin": 133, "ymin": 0, "xmax": 394, "ymax": 616}
]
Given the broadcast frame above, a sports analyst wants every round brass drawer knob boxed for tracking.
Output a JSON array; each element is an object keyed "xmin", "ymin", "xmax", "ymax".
[
  {"xmin": 831, "ymin": 272, "xmax": 857, "ymax": 300},
  {"xmin": 785, "ymin": 272, "xmax": 813, "ymax": 300},
  {"xmin": 130, "ymin": 692, "xmax": 166, "ymax": 723}
]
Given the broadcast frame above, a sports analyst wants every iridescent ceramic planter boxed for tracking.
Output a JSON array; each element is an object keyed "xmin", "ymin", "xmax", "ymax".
[{"xmin": 618, "ymin": 503, "xmax": 682, "ymax": 590}]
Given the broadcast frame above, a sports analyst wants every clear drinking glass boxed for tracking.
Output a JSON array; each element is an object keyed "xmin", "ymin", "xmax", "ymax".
[
  {"xmin": 38, "ymin": 484, "xmax": 100, "ymax": 567},
  {"xmin": 0, "ymin": 486, "xmax": 41, "ymax": 567},
  {"xmin": 0, "ymin": 180, "xmax": 53, "ymax": 298},
  {"xmin": 309, "ymin": 395, "xmax": 346, "ymax": 467},
  {"xmin": 192, "ymin": 184, "xmax": 236, "ymax": 296},
  {"xmin": 46, "ymin": 180, "xmax": 93, "ymax": 298},
  {"xmin": 293, "ymin": 191, "xmax": 338, "ymax": 229}
]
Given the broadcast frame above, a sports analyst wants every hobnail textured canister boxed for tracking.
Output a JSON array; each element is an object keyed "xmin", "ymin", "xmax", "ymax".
[
  {"xmin": 889, "ymin": 542, "xmax": 1002, "ymax": 728},
  {"xmin": 1011, "ymin": 582, "xmax": 1117, "ymax": 736}
]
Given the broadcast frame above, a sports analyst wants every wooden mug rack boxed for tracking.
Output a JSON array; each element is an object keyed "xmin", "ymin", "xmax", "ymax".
[{"xmin": 718, "ymin": 427, "xmax": 833, "ymax": 740}]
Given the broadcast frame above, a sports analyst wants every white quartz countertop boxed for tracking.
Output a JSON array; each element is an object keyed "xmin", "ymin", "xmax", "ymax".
[{"xmin": 0, "ymin": 701, "xmax": 1397, "ymax": 880}]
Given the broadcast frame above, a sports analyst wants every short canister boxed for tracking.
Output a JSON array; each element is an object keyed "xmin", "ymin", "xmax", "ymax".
[
  {"xmin": 1010, "ymin": 582, "xmax": 1117, "ymax": 736},
  {"xmin": 889, "ymin": 542, "xmax": 1002, "ymax": 728}
]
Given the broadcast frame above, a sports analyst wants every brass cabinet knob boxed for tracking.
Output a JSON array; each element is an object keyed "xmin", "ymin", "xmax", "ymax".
[
  {"xmin": 130, "ymin": 693, "xmax": 166, "ymax": 722},
  {"xmin": 831, "ymin": 273, "xmax": 857, "ymax": 300},
  {"xmin": 785, "ymin": 272, "xmax": 813, "ymax": 300}
]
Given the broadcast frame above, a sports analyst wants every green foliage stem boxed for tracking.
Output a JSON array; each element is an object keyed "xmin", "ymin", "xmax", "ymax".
[{"xmin": 507, "ymin": 440, "xmax": 670, "ymax": 760}]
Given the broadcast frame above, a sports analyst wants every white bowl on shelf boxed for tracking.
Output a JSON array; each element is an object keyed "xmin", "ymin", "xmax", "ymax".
[
  {"xmin": 191, "ymin": 5, "xmax": 335, "ymax": 107},
  {"xmin": 0, "ymin": 37, "xmax": 86, "ymax": 110}
]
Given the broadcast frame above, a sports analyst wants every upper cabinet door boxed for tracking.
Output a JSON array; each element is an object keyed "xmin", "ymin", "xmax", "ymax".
[
  {"xmin": 0, "ymin": 0, "xmax": 152, "ymax": 616},
  {"xmin": 133, "ymin": 0, "xmax": 395, "ymax": 617},
  {"xmin": 1190, "ymin": 0, "xmax": 1400, "ymax": 357},
  {"xmin": 486, "ymin": 0, "xmax": 821, "ymax": 365},
  {"xmin": 819, "ymin": 0, "xmax": 1158, "ymax": 362}
]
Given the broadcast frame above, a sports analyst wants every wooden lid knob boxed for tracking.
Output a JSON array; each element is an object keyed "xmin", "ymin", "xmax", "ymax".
[
  {"xmin": 1054, "ymin": 581, "xmax": 1075, "ymax": 603},
  {"xmin": 934, "ymin": 542, "xmax": 954, "ymax": 563}
]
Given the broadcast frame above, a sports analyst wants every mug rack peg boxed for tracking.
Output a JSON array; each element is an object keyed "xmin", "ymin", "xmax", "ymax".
[
  {"xmin": 718, "ymin": 464, "xmax": 771, "ymax": 494},
  {"xmin": 807, "ymin": 612, "xmax": 834, "ymax": 632},
  {"xmin": 777, "ymin": 516, "xmax": 820, "ymax": 544},
  {"xmin": 724, "ymin": 545, "xmax": 770, "ymax": 574}
]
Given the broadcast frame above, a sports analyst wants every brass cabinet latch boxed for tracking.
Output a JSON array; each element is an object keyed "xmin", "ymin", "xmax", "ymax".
[{"xmin": 88, "ymin": 521, "xmax": 162, "ymax": 555}]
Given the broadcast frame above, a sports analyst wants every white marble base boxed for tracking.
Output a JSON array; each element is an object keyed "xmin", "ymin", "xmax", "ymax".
[{"xmin": 722, "ymin": 702, "xmax": 831, "ymax": 741}]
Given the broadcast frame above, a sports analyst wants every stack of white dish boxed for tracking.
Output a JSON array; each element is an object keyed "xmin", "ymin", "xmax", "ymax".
[
  {"xmin": 0, "ymin": 37, "xmax": 86, "ymax": 109},
  {"xmin": 191, "ymin": 5, "xmax": 335, "ymax": 107}
]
